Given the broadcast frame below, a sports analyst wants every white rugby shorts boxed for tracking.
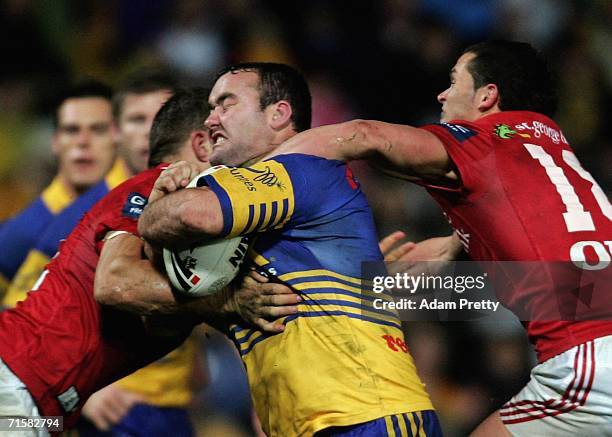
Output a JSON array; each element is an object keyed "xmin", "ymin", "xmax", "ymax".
[
  {"xmin": 0, "ymin": 358, "xmax": 49, "ymax": 437},
  {"xmin": 500, "ymin": 335, "xmax": 612, "ymax": 436}
]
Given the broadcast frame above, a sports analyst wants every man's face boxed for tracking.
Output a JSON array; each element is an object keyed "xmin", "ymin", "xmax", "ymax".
[
  {"xmin": 205, "ymin": 71, "xmax": 274, "ymax": 166},
  {"xmin": 117, "ymin": 90, "xmax": 172, "ymax": 175},
  {"xmin": 437, "ymin": 52, "xmax": 482, "ymax": 123},
  {"xmin": 53, "ymin": 97, "xmax": 115, "ymax": 193}
]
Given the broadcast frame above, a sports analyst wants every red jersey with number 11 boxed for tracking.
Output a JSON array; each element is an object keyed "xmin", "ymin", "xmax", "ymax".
[{"xmin": 421, "ymin": 111, "xmax": 612, "ymax": 362}]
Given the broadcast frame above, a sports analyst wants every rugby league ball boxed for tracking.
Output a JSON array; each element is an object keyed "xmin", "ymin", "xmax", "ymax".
[{"xmin": 163, "ymin": 166, "xmax": 249, "ymax": 296}]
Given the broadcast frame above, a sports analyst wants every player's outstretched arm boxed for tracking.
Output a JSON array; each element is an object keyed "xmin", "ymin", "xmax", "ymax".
[
  {"xmin": 275, "ymin": 119, "xmax": 456, "ymax": 181},
  {"xmin": 138, "ymin": 186, "xmax": 224, "ymax": 248}
]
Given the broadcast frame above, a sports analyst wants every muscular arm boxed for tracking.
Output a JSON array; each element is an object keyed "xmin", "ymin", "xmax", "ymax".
[
  {"xmin": 94, "ymin": 232, "xmax": 230, "ymax": 318},
  {"xmin": 94, "ymin": 232, "xmax": 299, "ymax": 332},
  {"xmin": 274, "ymin": 119, "xmax": 457, "ymax": 181},
  {"xmin": 138, "ymin": 187, "xmax": 224, "ymax": 248}
]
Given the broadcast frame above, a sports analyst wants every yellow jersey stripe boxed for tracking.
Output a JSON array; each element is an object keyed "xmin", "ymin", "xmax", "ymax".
[
  {"xmin": 249, "ymin": 247, "xmax": 270, "ymax": 267},
  {"xmin": 292, "ymin": 280, "xmax": 361, "ymax": 293},
  {"xmin": 397, "ymin": 414, "xmax": 409, "ymax": 437},
  {"xmin": 105, "ymin": 158, "xmax": 130, "ymax": 189},
  {"xmin": 385, "ymin": 415, "xmax": 396, "ymax": 437},
  {"xmin": 3, "ymin": 249, "xmax": 50, "ymax": 307},
  {"xmin": 297, "ymin": 290, "xmax": 394, "ymax": 305},
  {"xmin": 417, "ymin": 411, "xmax": 426, "ymax": 436},
  {"xmin": 41, "ymin": 177, "xmax": 73, "ymax": 214},
  {"xmin": 278, "ymin": 269, "xmax": 361, "ymax": 284},
  {"xmin": 0, "ymin": 273, "xmax": 8, "ymax": 298}
]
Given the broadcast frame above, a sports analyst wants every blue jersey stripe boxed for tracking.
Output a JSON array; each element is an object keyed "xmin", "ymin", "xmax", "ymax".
[
  {"xmin": 286, "ymin": 275, "xmax": 362, "ymax": 289},
  {"xmin": 241, "ymin": 204, "xmax": 255, "ymax": 235},
  {"xmin": 301, "ymin": 298, "xmax": 397, "ymax": 318},
  {"xmin": 266, "ymin": 200, "xmax": 278, "ymax": 230},
  {"xmin": 203, "ymin": 176, "xmax": 234, "ymax": 237},
  {"xmin": 284, "ymin": 311, "xmax": 401, "ymax": 329},
  {"xmin": 298, "ymin": 287, "xmax": 394, "ymax": 303},
  {"xmin": 391, "ymin": 414, "xmax": 402, "ymax": 436},
  {"xmin": 273, "ymin": 198, "xmax": 289, "ymax": 228}
]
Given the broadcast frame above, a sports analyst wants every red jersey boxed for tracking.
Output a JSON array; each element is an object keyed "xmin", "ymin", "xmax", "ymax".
[
  {"xmin": 0, "ymin": 165, "xmax": 190, "ymax": 428},
  {"xmin": 421, "ymin": 111, "xmax": 612, "ymax": 362}
]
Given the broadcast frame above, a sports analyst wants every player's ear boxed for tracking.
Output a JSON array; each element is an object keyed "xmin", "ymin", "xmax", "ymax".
[
  {"xmin": 268, "ymin": 100, "xmax": 293, "ymax": 130},
  {"xmin": 191, "ymin": 130, "xmax": 210, "ymax": 162},
  {"xmin": 477, "ymin": 83, "xmax": 499, "ymax": 113}
]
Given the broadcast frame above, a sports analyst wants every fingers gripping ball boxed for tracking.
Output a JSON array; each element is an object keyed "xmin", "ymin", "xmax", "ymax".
[{"xmin": 163, "ymin": 166, "xmax": 249, "ymax": 296}]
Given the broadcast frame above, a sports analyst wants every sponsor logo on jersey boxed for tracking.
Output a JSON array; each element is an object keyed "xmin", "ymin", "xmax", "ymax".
[
  {"xmin": 494, "ymin": 124, "xmax": 531, "ymax": 139},
  {"xmin": 514, "ymin": 121, "xmax": 568, "ymax": 144},
  {"xmin": 229, "ymin": 168, "xmax": 257, "ymax": 192},
  {"xmin": 230, "ymin": 166, "xmax": 287, "ymax": 191},
  {"xmin": 439, "ymin": 122, "xmax": 476, "ymax": 142},
  {"xmin": 57, "ymin": 386, "xmax": 80, "ymax": 413},
  {"xmin": 122, "ymin": 192, "xmax": 148, "ymax": 218}
]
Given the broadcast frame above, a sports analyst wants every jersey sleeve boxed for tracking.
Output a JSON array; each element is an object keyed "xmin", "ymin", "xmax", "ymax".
[
  {"xmin": 420, "ymin": 121, "xmax": 493, "ymax": 191},
  {"xmin": 93, "ymin": 190, "xmax": 148, "ymax": 248},
  {"xmin": 201, "ymin": 154, "xmax": 360, "ymax": 238},
  {"xmin": 37, "ymin": 181, "xmax": 112, "ymax": 257}
]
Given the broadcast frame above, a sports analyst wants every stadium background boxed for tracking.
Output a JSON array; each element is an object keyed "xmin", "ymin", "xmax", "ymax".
[{"xmin": 0, "ymin": 0, "xmax": 610, "ymax": 435}]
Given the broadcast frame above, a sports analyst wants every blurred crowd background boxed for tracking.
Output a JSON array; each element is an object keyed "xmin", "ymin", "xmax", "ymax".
[{"xmin": 1, "ymin": 0, "xmax": 610, "ymax": 435}]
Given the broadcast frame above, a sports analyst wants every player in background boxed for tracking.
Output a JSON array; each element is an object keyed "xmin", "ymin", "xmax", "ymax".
[
  {"xmin": 138, "ymin": 63, "xmax": 441, "ymax": 437},
  {"xmin": 3, "ymin": 71, "xmax": 175, "ymax": 306},
  {"xmin": 272, "ymin": 40, "xmax": 612, "ymax": 436},
  {"xmin": 0, "ymin": 71, "xmax": 203, "ymax": 437},
  {"xmin": 0, "ymin": 87, "xmax": 298, "ymax": 435},
  {"xmin": 0, "ymin": 81, "xmax": 116, "ymax": 297}
]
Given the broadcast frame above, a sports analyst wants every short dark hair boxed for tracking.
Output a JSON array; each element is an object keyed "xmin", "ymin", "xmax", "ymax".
[
  {"xmin": 112, "ymin": 69, "xmax": 179, "ymax": 119},
  {"xmin": 53, "ymin": 80, "xmax": 113, "ymax": 128},
  {"xmin": 148, "ymin": 87, "xmax": 210, "ymax": 168},
  {"xmin": 214, "ymin": 62, "xmax": 312, "ymax": 132},
  {"xmin": 464, "ymin": 40, "xmax": 558, "ymax": 117}
]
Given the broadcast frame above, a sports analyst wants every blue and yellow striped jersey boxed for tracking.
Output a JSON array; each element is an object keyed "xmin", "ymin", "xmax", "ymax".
[
  {"xmin": 3, "ymin": 159, "xmax": 195, "ymax": 407},
  {"xmin": 3, "ymin": 160, "xmax": 129, "ymax": 307},
  {"xmin": 203, "ymin": 154, "xmax": 433, "ymax": 437},
  {"xmin": 0, "ymin": 177, "xmax": 74, "ymax": 293}
]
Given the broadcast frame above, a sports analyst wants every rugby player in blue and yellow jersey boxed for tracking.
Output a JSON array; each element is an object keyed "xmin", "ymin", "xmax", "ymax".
[
  {"xmin": 139, "ymin": 63, "xmax": 442, "ymax": 437},
  {"xmin": 0, "ymin": 81, "xmax": 116, "ymax": 296}
]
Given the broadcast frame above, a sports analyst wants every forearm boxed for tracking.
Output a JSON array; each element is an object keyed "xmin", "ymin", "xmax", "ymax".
[
  {"xmin": 95, "ymin": 233, "xmax": 237, "ymax": 331},
  {"xmin": 138, "ymin": 187, "xmax": 223, "ymax": 248},
  {"xmin": 273, "ymin": 120, "xmax": 376, "ymax": 161},
  {"xmin": 277, "ymin": 119, "xmax": 453, "ymax": 180}
]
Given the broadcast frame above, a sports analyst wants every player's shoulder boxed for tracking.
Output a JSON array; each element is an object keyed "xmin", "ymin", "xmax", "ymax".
[
  {"xmin": 102, "ymin": 166, "xmax": 162, "ymax": 199},
  {"xmin": 90, "ymin": 166, "xmax": 161, "ymax": 219},
  {"xmin": 265, "ymin": 153, "xmax": 344, "ymax": 173},
  {"xmin": 0, "ymin": 196, "xmax": 52, "ymax": 236}
]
